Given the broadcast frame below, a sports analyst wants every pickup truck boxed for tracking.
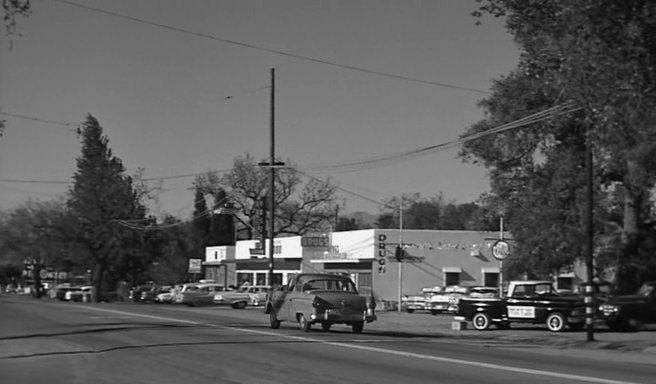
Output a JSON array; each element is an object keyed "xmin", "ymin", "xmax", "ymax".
[
  {"xmin": 598, "ymin": 281, "xmax": 656, "ymax": 331},
  {"xmin": 456, "ymin": 280, "xmax": 586, "ymax": 332}
]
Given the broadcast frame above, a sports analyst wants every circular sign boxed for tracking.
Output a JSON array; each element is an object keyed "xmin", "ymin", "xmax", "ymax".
[
  {"xmin": 492, "ymin": 240, "xmax": 509, "ymax": 260},
  {"xmin": 39, "ymin": 269, "xmax": 48, "ymax": 279}
]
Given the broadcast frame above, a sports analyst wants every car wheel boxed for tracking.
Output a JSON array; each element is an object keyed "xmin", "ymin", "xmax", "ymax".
[
  {"xmin": 269, "ymin": 312, "xmax": 281, "ymax": 329},
  {"xmin": 546, "ymin": 312, "xmax": 565, "ymax": 332},
  {"xmin": 472, "ymin": 313, "xmax": 490, "ymax": 330},
  {"xmin": 321, "ymin": 323, "xmax": 332, "ymax": 332},
  {"xmin": 430, "ymin": 310, "xmax": 439, "ymax": 316},
  {"xmin": 351, "ymin": 321, "xmax": 364, "ymax": 334},
  {"xmin": 406, "ymin": 308, "xmax": 415, "ymax": 314},
  {"xmin": 231, "ymin": 301, "xmax": 247, "ymax": 309},
  {"xmin": 299, "ymin": 314, "xmax": 311, "ymax": 332}
]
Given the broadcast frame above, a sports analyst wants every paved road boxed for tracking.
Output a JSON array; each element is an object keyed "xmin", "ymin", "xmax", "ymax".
[{"xmin": 1, "ymin": 295, "xmax": 654, "ymax": 384}]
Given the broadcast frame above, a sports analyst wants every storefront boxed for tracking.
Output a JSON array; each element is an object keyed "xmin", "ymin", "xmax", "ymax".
[{"xmin": 204, "ymin": 228, "xmax": 510, "ymax": 301}]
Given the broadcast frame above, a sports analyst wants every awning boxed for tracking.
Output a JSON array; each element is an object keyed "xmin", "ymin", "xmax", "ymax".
[{"xmin": 442, "ymin": 266, "xmax": 462, "ymax": 273}]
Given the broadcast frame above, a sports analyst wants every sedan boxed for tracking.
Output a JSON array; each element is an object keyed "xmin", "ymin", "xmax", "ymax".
[{"xmin": 265, "ymin": 273, "xmax": 376, "ymax": 333}]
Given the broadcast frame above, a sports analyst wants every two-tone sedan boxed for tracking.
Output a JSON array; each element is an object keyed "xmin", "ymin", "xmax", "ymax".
[{"xmin": 265, "ymin": 274, "xmax": 376, "ymax": 333}]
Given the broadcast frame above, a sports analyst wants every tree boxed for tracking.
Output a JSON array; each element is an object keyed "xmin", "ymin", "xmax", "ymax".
[
  {"xmin": 464, "ymin": 1, "xmax": 656, "ymax": 289},
  {"xmin": 68, "ymin": 115, "xmax": 147, "ymax": 301},
  {"xmin": 194, "ymin": 153, "xmax": 338, "ymax": 237},
  {"xmin": 375, "ymin": 193, "xmax": 490, "ymax": 231},
  {"xmin": 2, "ymin": 0, "xmax": 30, "ymax": 40},
  {"xmin": 0, "ymin": 199, "xmax": 75, "ymax": 296}
]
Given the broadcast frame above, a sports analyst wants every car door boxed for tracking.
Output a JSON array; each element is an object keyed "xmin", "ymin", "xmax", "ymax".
[{"xmin": 506, "ymin": 284, "xmax": 538, "ymax": 321}]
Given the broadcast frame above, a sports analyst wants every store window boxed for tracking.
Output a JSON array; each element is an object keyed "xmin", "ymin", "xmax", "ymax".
[
  {"xmin": 483, "ymin": 272, "xmax": 499, "ymax": 288},
  {"xmin": 445, "ymin": 272, "xmax": 460, "ymax": 286},
  {"xmin": 237, "ymin": 273, "xmax": 253, "ymax": 286}
]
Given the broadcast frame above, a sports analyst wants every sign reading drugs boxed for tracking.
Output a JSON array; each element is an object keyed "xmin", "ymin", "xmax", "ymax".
[{"xmin": 301, "ymin": 236, "xmax": 329, "ymax": 248}]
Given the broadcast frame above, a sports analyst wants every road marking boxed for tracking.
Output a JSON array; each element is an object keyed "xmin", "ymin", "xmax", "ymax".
[{"xmin": 81, "ymin": 306, "xmax": 641, "ymax": 384}]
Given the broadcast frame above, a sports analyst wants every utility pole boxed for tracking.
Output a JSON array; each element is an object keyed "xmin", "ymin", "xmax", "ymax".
[
  {"xmin": 398, "ymin": 197, "xmax": 403, "ymax": 313},
  {"xmin": 259, "ymin": 68, "xmax": 285, "ymax": 287},
  {"xmin": 268, "ymin": 67, "xmax": 276, "ymax": 287},
  {"xmin": 584, "ymin": 125, "xmax": 595, "ymax": 342}
]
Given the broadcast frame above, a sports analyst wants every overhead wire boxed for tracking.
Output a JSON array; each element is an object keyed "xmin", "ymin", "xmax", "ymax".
[
  {"xmin": 297, "ymin": 102, "xmax": 581, "ymax": 173},
  {"xmin": 52, "ymin": 0, "xmax": 490, "ymax": 95},
  {"xmin": 0, "ymin": 111, "xmax": 80, "ymax": 133}
]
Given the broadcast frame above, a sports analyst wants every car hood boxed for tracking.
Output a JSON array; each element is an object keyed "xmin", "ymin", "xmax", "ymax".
[
  {"xmin": 405, "ymin": 295, "xmax": 426, "ymax": 301},
  {"xmin": 312, "ymin": 292, "xmax": 367, "ymax": 309}
]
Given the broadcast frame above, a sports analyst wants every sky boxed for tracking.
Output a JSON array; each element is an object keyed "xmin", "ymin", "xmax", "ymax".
[{"xmin": 0, "ymin": 0, "xmax": 519, "ymax": 219}]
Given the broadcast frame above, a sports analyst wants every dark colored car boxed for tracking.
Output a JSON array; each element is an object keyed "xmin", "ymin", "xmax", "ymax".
[
  {"xmin": 598, "ymin": 282, "xmax": 656, "ymax": 331},
  {"xmin": 457, "ymin": 280, "xmax": 586, "ymax": 332},
  {"xmin": 265, "ymin": 273, "xmax": 376, "ymax": 333},
  {"xmin": 140, "ymin": 285, "xmax": 172, "ymax": 303}
]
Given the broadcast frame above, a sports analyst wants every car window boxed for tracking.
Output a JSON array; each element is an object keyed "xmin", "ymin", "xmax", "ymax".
[{"xmin": 303, "ymin": 279, "xmax": 356, "ymax": 292}]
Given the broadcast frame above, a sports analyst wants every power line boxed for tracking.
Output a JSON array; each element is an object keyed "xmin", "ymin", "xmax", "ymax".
[
  {"xmin": 298, "ymin": 102, "xmax": 581, "ymax": 173},
  {"xmin": 0, "ymin": 111, "xmax": 79, "ymax": 132},
  {"xmin": 0, "ymin": 103, "xmax": 580, "ymax": 186},
  {"xmin": 53, "ymin": 0, "xmax": 490, "ymax": 95}
]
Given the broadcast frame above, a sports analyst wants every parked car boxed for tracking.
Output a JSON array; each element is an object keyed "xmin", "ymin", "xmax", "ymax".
[
  {"xmin": 213, "ymin": 287, "xmax": 250, "ymax": 309},
  {"xmin": 240, "ymin": 285, "xmax": 271, "ymax": 306},
  {"xmin": 156, "ymin": 286, "xmax": 178, "ymax": 304},
  {"xmin": 599, "ymin": 281, "xmax": 656, "ymax": 331},
  {"xmin": 5, "ymin": 283, "xmax": 18, "ymax": 294},
  {"xmin": 402, "ymin": 286, "xmax": 442, "ymax": 313},
  {"xmin": 67, "ymin": 286, "xmax": 93, "ymax": 302},
  {"xmin": 428, "ymin": 285, "xmax": 470, "ymax": 314},
  {"xmin": 179, "ymin": 283, "xmax": 225, "ymax": 306},
  {"xmin": 468, "ymin": 286, "xmax": 499, "ymax": 298},
  {"xmin": 457, "ymin": 280, "xmax": 586, "ymax": 332},
  {"xmin": 63, "ymin": 286, "xmax": 84, "ymax": 301},
  {"xmin": 129, "ymin": 285, "xmax": 154, "ymax": 303},
  {"xmin": 265, "ymin": 273, "xmax": 376, "ymax": 333},
  {"xmin": 140, "ymin": 285, "xmax": 172, "ymax": 303}
]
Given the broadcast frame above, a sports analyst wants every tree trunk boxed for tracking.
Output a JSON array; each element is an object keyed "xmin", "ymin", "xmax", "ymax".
[{"xmin": 92, "ymin": 262, "xmax": 104, "ymax": 303}]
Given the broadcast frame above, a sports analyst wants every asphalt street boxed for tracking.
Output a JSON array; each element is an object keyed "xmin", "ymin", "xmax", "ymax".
[{"xmin": 1, "ymin": 294, "xmax": 654, "ymax": 384}]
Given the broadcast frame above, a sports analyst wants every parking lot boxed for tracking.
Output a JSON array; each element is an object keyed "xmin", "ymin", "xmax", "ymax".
[{"xmin": 368, "ymin": 309, "xmax": 656, "ymax": 357}]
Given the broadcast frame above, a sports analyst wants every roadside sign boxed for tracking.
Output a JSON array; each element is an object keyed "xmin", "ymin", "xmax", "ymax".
[
  {"xmin": 301, "ymin": 236, "xmax": 329, "ymax": 248},
  {"xmin": 492, "ymin": 240, "xmax": 509, "ymax": 260},
  {"xmin": 188, "ymin": 258, "xmax": 202, "ymax": 274}
]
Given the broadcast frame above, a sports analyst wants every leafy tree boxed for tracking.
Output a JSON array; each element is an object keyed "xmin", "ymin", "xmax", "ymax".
[
  {"xmin": 375, "ymin": 193, "xmax": 491, "ymax": 231},
  {"xmin": 0, "ymin": 199, "xmax": 76, "ymax": 296},
  {"xmin": 194, "ymin": 153, "xmax": 338, "ymax": 237},
  {"xmin": 464, "ymin": 1, "xmax": 656, "ymax": 290},
  {"xmin": 68, "ymin": 115, "xmax": 147, "ymax": 301},
  {"xmin": 2, "ymin": 0, "xmax": 30, "ymax": 43}
]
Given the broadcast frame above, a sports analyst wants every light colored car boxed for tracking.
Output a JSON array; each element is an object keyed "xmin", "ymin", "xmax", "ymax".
[
  {"xmin": 213, "ymin": 287, "xmax": 250, "ymax": 309},
  {"xmin": 178, "ymin": 283, "xmax": 223, "ymax": 306},
  {"xmin": 156, "ymin": 286, "xmax": 179, "ymax": 304},
  {"xmin": 402, "ymin": 286, "xmax": 442, "ymax": 313},
  {"xmin": 240, "ymin": 285, "xmax": 271, "ymax": 306},
  {"xmin": 428, "ymin": 285, "xmax": 470, "ymax": 314},
  {"xmin": 64, "ymin": 286, "xmax": 84, "ymax": 301},
  {"xmin": 265, "ymin": 273, "xmax": 376, "ymax": 333},
  {"xmin": 67, "ymin": 286, "xmax": 93, "ymax": 302}
]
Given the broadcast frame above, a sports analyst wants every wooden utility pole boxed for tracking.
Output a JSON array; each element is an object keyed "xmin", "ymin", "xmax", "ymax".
[
  {"xmin": 584, "ymin": 126, "xmax": 595, "ymax": 342},
  {"xmin": 268, "ymin": 67, "xmax": 276, "ymax": 287}
]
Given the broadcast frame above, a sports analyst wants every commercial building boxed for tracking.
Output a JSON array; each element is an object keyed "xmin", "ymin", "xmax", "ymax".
[{"xmin": 203, "ymin": 228, "xmax": 510, "ymax": 301}]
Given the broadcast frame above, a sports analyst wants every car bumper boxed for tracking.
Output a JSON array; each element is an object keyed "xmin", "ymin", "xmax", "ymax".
[{"xmin": 310, "ymin": 309, "xmax": 376, "ymax": 323}]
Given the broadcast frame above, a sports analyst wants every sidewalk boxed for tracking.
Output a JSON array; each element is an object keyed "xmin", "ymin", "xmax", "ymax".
[{"xmin": 368, "ymin": 310, "xmax": 656, "ymax": 359}]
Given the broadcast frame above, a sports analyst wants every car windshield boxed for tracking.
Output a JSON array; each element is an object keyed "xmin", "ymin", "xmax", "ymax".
[{"xmin": 301, "ymin": 279, "xmax": 357, "ymax": 293}]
